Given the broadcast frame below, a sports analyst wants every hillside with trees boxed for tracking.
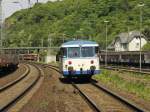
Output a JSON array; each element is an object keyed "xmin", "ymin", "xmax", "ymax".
[{"xmin": 4, "ymin": 0, "xmax": 150, "ymax": 49}]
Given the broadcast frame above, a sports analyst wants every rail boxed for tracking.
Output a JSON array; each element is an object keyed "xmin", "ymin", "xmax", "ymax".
[
  {"xmin": 102, "ymin": 65, "xmax": 150, "ymax": 75},
  {"xmin": 0, "ymin": 64, "xmax": 42, "ymax": 112},
  {"xmin": 90, "ymin": 80, "xmax": 147, "ymax": 112},
  {"xmin": 44, "ymin": 64, "xmax": 148, "ymax": 112},
  {"xmin": 0, "ymin": 64, "xmax": 30, "ymax": 92}
]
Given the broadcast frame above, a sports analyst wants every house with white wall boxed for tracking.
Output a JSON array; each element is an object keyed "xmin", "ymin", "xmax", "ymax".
[{"xmin": 108, "ymin": 31, "xmax": 147, "ymax": 51}]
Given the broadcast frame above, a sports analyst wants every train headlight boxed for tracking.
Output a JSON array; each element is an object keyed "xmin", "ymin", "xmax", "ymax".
[
  {"xmin": 90, "ymin": 66, "xmax": 96, "ymax": 70},
  {"xmin": 68, "ymin": 66, "xmax": 73, "ymax": 71}
]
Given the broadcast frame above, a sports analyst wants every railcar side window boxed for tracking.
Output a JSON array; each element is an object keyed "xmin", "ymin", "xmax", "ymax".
[
  {"xmin": 81, "ymin": 47, "xmax": 94, "ymax": 57},
  {"xmin": 61, "ymin": 48, "xmax": 67, "ymax": 58},
  {"xmin": 68, "ymin": 47, "xmax": 80, "ymax": 58},
  {"xmin": 95, "ymin": 47, "xmax": 99, "ymax": 53}
]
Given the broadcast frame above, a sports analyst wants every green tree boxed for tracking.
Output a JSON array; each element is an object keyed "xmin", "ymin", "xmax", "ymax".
[{"xmin": 4, "ymin": 0, "xmax": 150, "ymax": 48}]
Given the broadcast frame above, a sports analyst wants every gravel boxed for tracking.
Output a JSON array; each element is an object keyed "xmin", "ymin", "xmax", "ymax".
[{"xmin": 20, "ymin": 66, "xmax": 93, "ymax": 112}]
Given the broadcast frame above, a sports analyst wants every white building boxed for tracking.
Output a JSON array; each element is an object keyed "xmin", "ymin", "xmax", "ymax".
[
  {"xmin": 45, "ymin": 55, "xmax": 56, "ymax": 63},
  {"xmin": 108, "ymin": 31, "xmax": 147, "ymax": 51}
]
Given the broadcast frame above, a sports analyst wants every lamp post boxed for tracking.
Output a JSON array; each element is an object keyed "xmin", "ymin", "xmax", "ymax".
[
  {"xmin": 104, "ymin": 20, "xmax": 109, "ymax": 67},
  {"xmin": 48, "ymin": 34, "xmax": 52, "ymax": 47},
  {"xmin": 138, "ymin": 3, "xmax": 144, "ymax": 72},
  {"xmin": 0, "ymin": 0, "xmax": 2, "ymax": 49},
  {"xmin": 62, "ymin": 33, "xmax": 65, "ymax": 43},
  {"xmin": 28, "ymin": 0, "xmax": 31, "ymax": 8},
  {"xmin": 41, "ymin": 38, "xmax": 44, "ymax": 48}
]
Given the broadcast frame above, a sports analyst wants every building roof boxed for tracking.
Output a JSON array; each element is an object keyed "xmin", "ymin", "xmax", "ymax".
[
  {"xmin": 108, "ymin": 31, "xmax": 147, "ymax": 50},
  {"xmin": 117, "ymin": 33, "xmax": 128, "ymax": 43},
  {"xmin": 111, "ymin": 31, "xmax": 146, "ymax": 45},
  {"xmin": 116, "ymin": 31, "xmax": 145, "ymax": 44},
  {"xmin": 61, "ymin": 40, "xmax": 99, "ymax": 47}
]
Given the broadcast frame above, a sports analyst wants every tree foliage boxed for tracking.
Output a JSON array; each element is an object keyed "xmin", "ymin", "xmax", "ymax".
[
  {"xmin": 143, "ymin": 42, "xmax": 150, "ymax": 51},
  {"xmin": 5, "ymin": 0, "xmax": 150, "ymax": 49}
]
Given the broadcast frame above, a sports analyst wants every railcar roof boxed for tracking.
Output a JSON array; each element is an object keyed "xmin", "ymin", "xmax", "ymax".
[{"xmin": 61, "ymin": 40, "xmax": 99, "ymax": 47}]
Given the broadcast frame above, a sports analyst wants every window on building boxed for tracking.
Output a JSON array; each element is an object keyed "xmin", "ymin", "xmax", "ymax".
[
  {"xmin": 136, "ymin": 37, "xmax": 139, "ymax": 39},
  {"xmin": 122, "ymin": 43, "xmax": 128, "ymax": 50},
  {"xmin": 136, "ymin": 43, "xmax": 139, "ymax": 48}
]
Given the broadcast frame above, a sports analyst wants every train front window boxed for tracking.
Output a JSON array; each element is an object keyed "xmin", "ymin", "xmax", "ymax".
[
  {"xmin": 81, "ymin": 47, "xmax": 94, "ymax": 57},
  {"xmin": 68, "ymin": 47, "xmax": 80, "ymax": 58}
]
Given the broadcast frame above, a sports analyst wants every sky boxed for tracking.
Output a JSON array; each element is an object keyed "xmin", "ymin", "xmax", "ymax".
[{"xmin": 2, "ymin": 0, "xmax": 56, "ymax": 20}]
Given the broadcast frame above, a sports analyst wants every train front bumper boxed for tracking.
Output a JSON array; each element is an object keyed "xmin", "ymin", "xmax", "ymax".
[{"xmin": 63, "ymin": 70, "xmax": 100, "ymax": 76}]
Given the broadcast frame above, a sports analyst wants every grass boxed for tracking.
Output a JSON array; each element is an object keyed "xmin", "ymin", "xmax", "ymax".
[
  {"xmin": 111, "ymin": 70, "xmax": 150, "ymax": 86},
  {"xmin": 94, "ymin": 69, "xmax": 150, "ymax": 101},
  {"xmin": 48, "ymin": 61, "xmax": 59, "ymax": 66},
  {"xmin": 121, "ymin": 71, "xmax": 150, "ymax": 80}
]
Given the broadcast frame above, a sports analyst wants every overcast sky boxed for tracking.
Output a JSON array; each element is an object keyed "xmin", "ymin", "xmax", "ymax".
[{"xmin": 2, "ymin": 0, "xmax": 56, "ymax": 20}]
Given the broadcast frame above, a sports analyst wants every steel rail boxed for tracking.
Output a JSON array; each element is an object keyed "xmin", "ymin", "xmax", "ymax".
[
  {"xmin": 41, "ymin": 62, "xmax": 150, "ymax": 74},
  {"xmin": 102, "ymin": 66, "xmax": 150, "ymax": 75},
  {"xmin": 43, "ymin": 64, "xmax": 61, "ymax": 73},
  {"xmin": 0, "ymin": 64, "xmax": 30, "ymax": 92},
  {"xmin": 43, "ymin": 64, "xmax": 102, "ymax": 112},
  {"xmin": 72, "ymin": 82, "xmax": 102, "ymax": 112},
  {"xmin": 0, "ymin": 64, "xmax": 42, "ymax": 112},
  {"xmin": 45, "ymin": 64, "xmax": 148, "ymax": 112},
  {"xmin": 90, "ymin": 80, "xmax": 148, "ymax": 112}
]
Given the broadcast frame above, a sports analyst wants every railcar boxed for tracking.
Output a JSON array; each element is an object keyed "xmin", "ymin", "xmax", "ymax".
[
  {"xmin": 99, "ymin": 51, "xmax": 150, "ymax": 68},
  {"xmin": 19, "ymin": 54, "xmax": 38, "ymax": 61},
  {"xmin": 57, "ymin": 40, "xmax": 100, "ymax": 78},
  {"xmin": 0, "ymin": 52, "xmax": 19, "ymax": 72}
]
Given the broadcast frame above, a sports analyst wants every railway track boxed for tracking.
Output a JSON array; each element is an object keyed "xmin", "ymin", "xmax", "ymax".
[
  {"xmin": 0, "ymin": 64, "xmax": 30, "ymax": 92},
  {"xmin": 46, "ymin": 64, "xmax": 148, "ymax": 112},
  {"xmin": 0, "ymin": 64, "xmax": 42, "ymax": 112},
  {"xmin": 101, "ymin": 65, "xmax": 150, "ymax": 75},
  {"xmin": 72, "ymin": 81, "xmax": 147, "ymax": 112},
  {"xmin": 44, "ymin": 63, "xmax": 150, "ymax": 75}
]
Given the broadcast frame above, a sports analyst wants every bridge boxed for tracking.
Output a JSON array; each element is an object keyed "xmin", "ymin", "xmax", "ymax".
[{"xmin": 0, "ymin": 47, "xmax": 60, "ymax": 50}]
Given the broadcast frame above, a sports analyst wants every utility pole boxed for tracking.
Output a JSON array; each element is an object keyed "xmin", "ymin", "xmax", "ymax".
[
  {"xmin": 50, "ymin": 38, "xmax": 52, "ymax": 47},
  {"xmin": 41, "ymin": 38, "xmax": 44, "ymax": 48},
  {"xmin": 28, "ymin": 0, "xmax": 31, "ymax": 8},
  {"xmin": 0, "ymin": 0, "xmax": 2, "ymax": 49},
  {"xmin": 48, "ymin": 38, "xmax": 52, "ymax": 48},
  {"xmin": 48, "ymin": 34, "xmax": 52, "ymax": 47},
  {"xmin": 47, "ymin": 37, "xmax": 51, "ymax": 62},
  {"xmin": 37, "ymin": 0, "xmax": 39, "ymax": 3},
  {"xmin": 104, "ymin": 20, "xmax": 109, "ymax": 67},
  {"xmin": 138, "ymin": 3, "xmax": 144, "ymax": 72},
  {"xmin": 63, "ymin": 34, "xmax": 66, "ymax": 43}
]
